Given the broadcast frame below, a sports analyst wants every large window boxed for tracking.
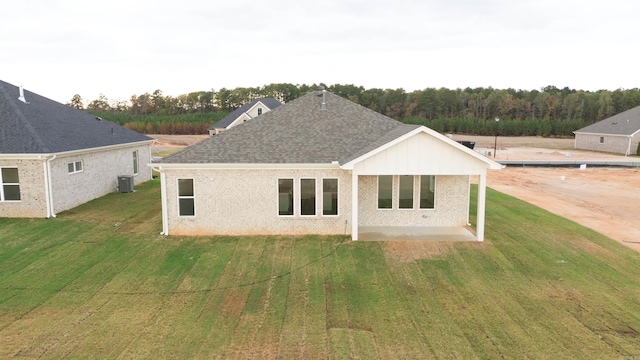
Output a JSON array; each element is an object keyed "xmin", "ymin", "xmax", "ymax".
[
  {"xmin": 300, "ymin": 179, "xmax": 316, "ymax": 216},
  {"xmin": 68, "ymin": 161, "xmax": 83, "ymax": 174},
  {"xmin": 133, "ymin": 151, "xmax": 139, "ymax": 175},
  {"xmin": 398, "ymin": 175, "xmax": 414, "ymax": 209},
  {"xmin": 323, "ymin": 179, "xmax": 338, "ymax": 216},
  {"xmin": 420, "ymin": 175, "xmax": 435, "ymax": 209},
  {"xmin": 378, "ymin": 175, "xmax": 393, "ymax": 209},
  {"xmin": 177, "ymin": 179, "xmax": 195, "ymax": 216},
  {"xmin": 0, "ymin": 168, "xmax": 20, "ymax": 201},
  {"xmin": 278, "ymin": 179, "xmax": 294, "ymax": 216}
]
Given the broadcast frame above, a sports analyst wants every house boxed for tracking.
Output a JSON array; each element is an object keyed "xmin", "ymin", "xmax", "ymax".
[
  {"xmin": 208, "ymin": 98, "xmax": 282, "ymax": 135},
  {"xmin": 0, "ymin": 80, "xmax": 154, "ymax": 218},
  {"xmin": 574, "ymin": 105, "xmax": 640, "ymax": 155},
  {"xmin": 154, "ymin": 89, "xmax": 501, "ymax": 241}
]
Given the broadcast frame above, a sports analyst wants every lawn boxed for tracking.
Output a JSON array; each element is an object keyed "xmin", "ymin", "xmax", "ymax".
[{"xmin": 1, "ymin": 178, "xmax": 639, "ymax": 358}]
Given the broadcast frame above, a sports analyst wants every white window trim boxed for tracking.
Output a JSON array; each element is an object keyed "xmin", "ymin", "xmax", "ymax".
[
  {"xmin": 0, "ymin": 167, "xmax": 21, "ymax": 202},
  {"xmin": 322, "ymin": 178, "xmax": 339, "ymax": 217},
  {"xmin": 419, "ymin": 175, "xmax": 436, "ymax": 210},
  {"xmin": 133, "ymin": 150, "xmax": 139, "ymax": 175},
  {"xmin": 68, "ymin": 161, "xmax": 83, "ymax": 174},
  {"xmin": 277, "ymin": 178, "xmax": 295, "ymax": 217},
  {"xmin": 177, "ymin": 178, "xmax": 196, "ymax": 217},
  {"xmin": 398, "ymin": 175, "xmax": 415, "ymax": 210},
  {"xmin": 377, "ymin": 175, "xmax": 394, "ymax": 210},
  {"xmin": 300, "ymin": 178, "xmax": 317, "ymax": 217}
]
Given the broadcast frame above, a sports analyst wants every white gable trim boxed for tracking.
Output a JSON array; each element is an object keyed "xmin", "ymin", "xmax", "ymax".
[
  {"xmin": 341, "ymin": 126, "xmax": 501, "ymax": 171},
  {"xmin": 149, "ymin": 163, "xmax": 342, "ymax": 170}
]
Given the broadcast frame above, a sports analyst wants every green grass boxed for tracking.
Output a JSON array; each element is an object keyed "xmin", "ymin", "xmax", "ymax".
[{"xmin": 1, "ymin": 179, "xmax": 640, "ymax": 358}]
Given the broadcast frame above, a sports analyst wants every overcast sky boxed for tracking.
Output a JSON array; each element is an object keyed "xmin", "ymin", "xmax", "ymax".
[{"xmin": 1, "ymin": 0, "xmax": 638, "ymax": 104}]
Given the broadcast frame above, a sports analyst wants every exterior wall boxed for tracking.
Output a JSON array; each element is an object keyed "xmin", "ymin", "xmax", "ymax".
[
  {"xmin": 0, "ymin": 159, "xmax": 47, "ymax": 217},
  {"xmin": 358, "ymin": 175, "xmax": 469, "ymax": 227},
  {"xmin": 50, "ymin": 144, "xmax": 152, "ymax": 213},
  {"xmin": 575, "ymin": 133, "xmax": 631, "ymax": 154},
  {"xmin": 163, "ymin": 168, "xmax": 352, "ymax": 236}
]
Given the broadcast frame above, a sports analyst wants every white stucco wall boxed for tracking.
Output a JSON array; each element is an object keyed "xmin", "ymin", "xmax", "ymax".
[
  {"xmin": 50, "ymin": 144, "xmax": 152, "ymax": 213},
  {"xmin": 163, "ymin": 168, "xmax": 352, "ymax": 236},
  {"xmin": 358, "ymin": 175, "xmax": 469, "ymax": 227},
  {"xmin": 0, "ymin": 159, "xmax": 47, "ymax": 217}
]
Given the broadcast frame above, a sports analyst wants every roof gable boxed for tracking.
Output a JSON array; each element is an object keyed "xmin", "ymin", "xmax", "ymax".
[
  {"xmin": 208, "ymin": 98, "xmax": 282, "ymax": 130},
  {"xmin": 574, "ymin": 105, "xmax": 640, "ymax": 135},
  {"xmin": 0, "ymin": 80, "xmax": 152, "ymax": 154}
]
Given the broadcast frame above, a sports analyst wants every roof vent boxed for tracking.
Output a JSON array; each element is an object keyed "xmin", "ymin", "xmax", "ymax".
[
  {"xmin": 18, "ymin": 85, "xmax": 27, "ymax": 103},
  {"xmin": 320, "ymin": 90, "xmax": 327, "ymax": 110}
]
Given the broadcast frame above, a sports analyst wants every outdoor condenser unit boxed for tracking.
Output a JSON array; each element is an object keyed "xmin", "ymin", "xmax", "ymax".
[{"xmin": 118, "ymin": 175, "xmax": 134, "ymax": 193}]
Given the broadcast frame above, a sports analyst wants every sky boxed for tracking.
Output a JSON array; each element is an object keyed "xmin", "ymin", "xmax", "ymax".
[{"xmin": 1, "ymin": 0, "xmax": 638, "ymax": 105}]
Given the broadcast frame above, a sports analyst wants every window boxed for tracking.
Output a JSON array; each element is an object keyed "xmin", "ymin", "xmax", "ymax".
[
  {"xmin": 600, "ymin": 136, "xmax": 604, "ymax": 144},
  {"xmin": 177, "ymin": 179, "xmax": 195, "ymax": 216},
  {"xmin": 322, "ymin": 179, "xmax": 338, "ymax": 216},
  {"xmin": 300, "ymin": 179, "xmax": 316, "ymax": 216},
  {"xmin": 0, "ymin": 168, "xmax": 20, "ymax": 201},
  {"xmin": 378, "ymin": 175, "xmax": 393, "ymax": 209},
  {"xmin": 133, "ymin": 151, "xmax": 139, "ymax": 175},
  {"xmin": 68, "ymin": 161, "xmax": 83, "ymax": 174},
  {"xmin": 278, "ymin": 179, "xmax": 294, "ymax": 216},
  {"xmin": 420, "ymin": 175, "xmax": 435, "ymax": 209},
  {"xmin": 257, "ymin": 107, "xmax": 263, "ymax": 115},
  {"xmin": 398, "ymin": 175, "xmax": 414, "ymax": 209}
]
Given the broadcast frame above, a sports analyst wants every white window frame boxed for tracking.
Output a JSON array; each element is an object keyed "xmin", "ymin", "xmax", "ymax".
[
  {"xmin": 133, "ymin": 150, "xmax": 139, "ymax": 175},
  {"xmin": 177, "ymin": 178, "xmax": 195, "ymax": 217},
  {"xmin": 419, "ymin": 175, "xmax": 436, "ymax": 210},
  {"xmin": 277, "ymin": 178, "xmax": 295, "ymax": 217},
  {"xmin": 68, "ymin": 161, "xmax": 83, "ymax": 174},
  {"xmin": 300, "ymin": 178, "xmax": 317, "ymax": 217},
  {"xmin": 398, "ymin": 175, "xmax": 415, "ymax": 210},
  {"xmin": 0, "ymin": 167, "xmax": 21, "ymax": 202},
  {"xmin": 322, "ymin": 178, "xmax": 339, "ymax": 217},
  {"xmin": 377, "ymin": 175, "xmax": 394, "ymax": 210}
]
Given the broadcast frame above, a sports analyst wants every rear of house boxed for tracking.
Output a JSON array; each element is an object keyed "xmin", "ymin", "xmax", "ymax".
[{"xmin": 574, "ymin": 105, "xmax": 640, "ymax": 155}]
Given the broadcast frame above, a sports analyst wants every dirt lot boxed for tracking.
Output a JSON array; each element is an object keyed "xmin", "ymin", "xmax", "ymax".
[{"xmin": 150, "ymin": 134, "xmax": 640, "ymax": 252}]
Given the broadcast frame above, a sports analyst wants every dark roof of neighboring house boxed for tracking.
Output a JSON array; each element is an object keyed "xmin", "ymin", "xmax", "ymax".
[
  {"xmin": 208, "ymin": 98, "xmax": 282, "ymax": 130},
  {"xmin": 574, "ymin": 105, "xmax": 640, "ymax": 136},
  {"xmin": 162, "ymin": 91, "xmax": 418, "ymax": 165},
  {"xmin": 0, "ymin": 80, "xmax": 152, "ymax": 154}
]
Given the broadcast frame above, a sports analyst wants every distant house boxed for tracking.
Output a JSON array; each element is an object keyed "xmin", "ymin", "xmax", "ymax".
[
  {"xmin": 574, "ymin": 105, "xmax": 640, "ymax": 155},
  {"xmin": 154, "ymin": 90, "xmax": 501, "ymax": 241},
  {"xmin": 0, "ymin": 80, "xmax": 153, "ymax": 218},
  {"xmin": 208, "ymin": 98, "xmax": 282, "ymax": 136}
]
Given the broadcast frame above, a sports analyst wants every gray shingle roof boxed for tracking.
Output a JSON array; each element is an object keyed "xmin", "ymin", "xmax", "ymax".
[
  {"xmin": 574, "ymin": 105, "xmax": 640, "ymax": 136},
  {"xmin": 162, "ymin": 91, "xmax": 418, "ymax": 165},
  {"xmin": 0, "ymin": 80, "xmax": 152, "ymax": 154},
  {"xmin": 208, "ymin": 98, "xmax": 282, "ymax": 130}
]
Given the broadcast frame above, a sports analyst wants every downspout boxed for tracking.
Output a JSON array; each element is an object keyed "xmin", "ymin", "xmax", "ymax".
[
  {"xmin": 45, "ymin": 155, "xmax": 56, "ymax": 218},
  {"xmin": 158, "ymin": 166, "xmax": 169, "ymax": 235},
  {"xmin": 627, "ymin": 136, "xmax": 632, "ymax": 156}
]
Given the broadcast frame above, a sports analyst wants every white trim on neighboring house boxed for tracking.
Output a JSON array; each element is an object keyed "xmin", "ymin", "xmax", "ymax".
[{"xmin": 0, "ymin": 140, "xmax": 154, "ymax": 160}]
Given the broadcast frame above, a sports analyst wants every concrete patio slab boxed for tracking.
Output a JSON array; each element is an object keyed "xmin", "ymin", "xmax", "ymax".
[{"xmin": 358, "ymin": 226, "xmax": 478, "ymax": 242}]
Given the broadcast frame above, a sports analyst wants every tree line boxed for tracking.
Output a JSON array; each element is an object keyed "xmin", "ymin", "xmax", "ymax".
[{"xmin": 69, "ymin": 84, "xmax": 640, "ymax": 136}]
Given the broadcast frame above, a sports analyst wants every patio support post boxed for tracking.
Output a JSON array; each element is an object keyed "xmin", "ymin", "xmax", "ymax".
[
  {"xmin": 477, "ymin": 173, "xmax": 487, "ymax": 242},
  {"xmin": 351, "ymin": 171, "xmax": 358, "ymax": 241}
]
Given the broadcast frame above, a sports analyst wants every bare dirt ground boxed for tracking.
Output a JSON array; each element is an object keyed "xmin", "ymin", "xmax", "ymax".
[{"xmin": 150, "ymin": 134, "xmax": 640, "ymax": 252}]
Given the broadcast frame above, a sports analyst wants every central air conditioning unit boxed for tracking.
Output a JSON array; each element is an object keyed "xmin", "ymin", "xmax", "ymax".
[{"xmin": 118, "ymin": 175, "xmax": 134, "ymax": 193}]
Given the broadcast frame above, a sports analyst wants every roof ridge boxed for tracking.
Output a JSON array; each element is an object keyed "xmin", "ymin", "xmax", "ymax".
[{"xmin": 0, "ymin": 82, "xmax": 50, "ymax": 153}]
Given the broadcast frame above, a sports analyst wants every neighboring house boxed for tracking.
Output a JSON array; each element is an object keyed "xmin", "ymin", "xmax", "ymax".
[
  {"xmin": 574, "ymin": 105, "xmax": 640, "ymax": 155},
  {"xmin": 208, "ymin": 98, "xmax": 282, "ymax": 136},
  {"xmin": 154, "ymin": 90, "xmax": 501, "ymax": 241},
  {"xmin": 0, "ymin": 80, "xmax": 154, "ymax": 218}
]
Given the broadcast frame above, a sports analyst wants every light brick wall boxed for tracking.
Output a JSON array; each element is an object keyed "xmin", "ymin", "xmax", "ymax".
[
  {"xmin": 51, "ymin": 144, "xmax": 152, "ymax": 213},
  {"xmin": 164, "ymin": 168, "xmax": 352, "ymax": 236},
  {"xmin": 575, "ymin": 134, "xmax": 631, "ymax": 154},
  {"xmin": 0, "ymin": 159, "xmax": 47, "ymax": 217},
  {"xmin": 358, "ymin": 175, "xmax": 469, "ymax": 227}
]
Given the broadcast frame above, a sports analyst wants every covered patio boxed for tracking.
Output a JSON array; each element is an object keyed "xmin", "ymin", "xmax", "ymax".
[{"xmin": 358, "ymin": 226, "xmax": 477, "ymax": 241}]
